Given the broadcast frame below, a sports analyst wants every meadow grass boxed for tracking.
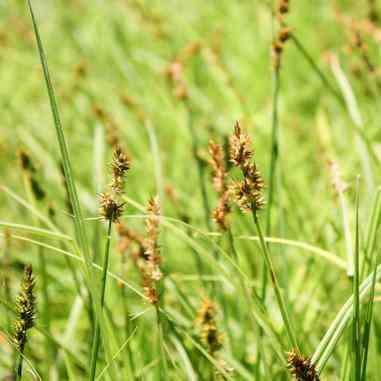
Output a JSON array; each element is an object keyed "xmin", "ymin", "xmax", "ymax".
[{"xmin": 1, "ymin": 0, "xmax": 381, "ymax": 380}]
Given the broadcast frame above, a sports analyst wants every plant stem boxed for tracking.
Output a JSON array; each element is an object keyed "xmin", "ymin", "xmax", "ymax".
[
  {"xmin": 252, "ymin": 209, "xmax": 299, "ymax": 350},
  {"xmin": 186, "ymin": 103, "xmax": 211, "ymax": 231},
  {"xmin": 88, "ymin": 218, "xmax": 113, "ymax": 381}
]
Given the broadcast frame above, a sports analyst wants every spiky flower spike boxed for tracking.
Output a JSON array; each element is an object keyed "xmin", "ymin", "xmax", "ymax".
[
  {"xmin": 229, "ymin": 121, "xmax": 265, "ymax": 213},
  {"xmin": 99, "ymin": 192, "xmax": 124, "ymax": 223},
  {"xmin": 196, "ymin": 299, "xmax": 223, "ymax": 355},
  {"xmin": 287, "ymin": 349, "xmax": 320, "ymax": 381},
  {"xmin": 142, "ymin": 196, "xmax": 162, "ymax": 304},
  {"xmin": 99, "ymin": 147, "xmax": 130, "ymax": 223},
  {"xmin": 111, "ymin": 146, "xmax": 131, "ymax": 194},
  {"xmin": 208, "ymin": 141, "xmax": 231, "ymax": 230},
  {"xmin": 13, "ymin": 265, "xmax": 36, "ymax": 353}
]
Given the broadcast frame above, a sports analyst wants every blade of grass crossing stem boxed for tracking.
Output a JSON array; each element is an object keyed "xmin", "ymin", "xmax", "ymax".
[
  {"xmin": 352, "ymin": 177, "xmax": 361, "ymax": 381},
  {"xmin": 89, "ymin": 219, "xmax": 113, "ymax": 380},
  {"xmin": 26, "ymin": 0, "xmax": 93, "ymax": 278},
  {"xmin": 252, "ymin": 210, "xmax": 299, "ymax": 351},
  {"xmin": 26, "ymin": 2, "xmax": 115, "ymax": 378},
  {"xmin": 311, "ymin": 263, "xmax": 381, "ymax": 373},
  {"xmin": 360, "ymin": 192, "xmax": 381, "ymax": 380},
  {"xmin": 362, "ymin": 187, "xmax": 381, "ymax": 278}
]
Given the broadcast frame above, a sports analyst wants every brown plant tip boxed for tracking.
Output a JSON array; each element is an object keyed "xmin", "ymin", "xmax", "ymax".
[
  {"xmin": 279, "ymin": 0, "xmax": 289, "ymax": 15},
  {"xmin": 229, "ymin": 121, "xmax": 253, "ymax": 167},
  {"xmin": 278, "ymin": 27, "xmax": 292, "ymax": 43},
  {"xmin": 17, "ymin": 149, "xmax": 36, "ymax": 173},
  {"xmin": 111, "ymin": 147, "xmax": 131, "ymax": 194},
  {"xmin": 142, "ymin": 196, "xmax": 162, "ymax": 304},
  {"xmin": 209, "ymin": 140, "xmax": 228, "ymax": 194},
  {"xmin": 99, "ymin": 193, "xmax": 124, "ymax": 223},
  {"xmin": 213, "ymin": 191, "xmax": 231, "ymax": 231},
  {"xmin": 196, "ymin": 299, "xmax": 223, "ymax": 355},
  {"xmin": 229, "ymin": 121, "xmax": 265, "ymax": 213},
  {"xmin": 287, "ymin": 349, "xmax": 320, "ymax": 381},
  {"xmin": 13, "ymin": 265, "xmax": 36, "ymax": 352}
]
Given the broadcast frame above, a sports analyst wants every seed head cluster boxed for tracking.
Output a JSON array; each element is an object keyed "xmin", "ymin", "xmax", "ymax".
[
  {"xmin": 141, "ymin": 196, "xmax": 162, "ymax": 304},
  {"xmin": 229, "ymin": 121, "xmax": 265, "ymax": 213},
  {"xmin": 209, "ymin": 141, "xmax": 231, "ymax": 230},
  {"xmin": 13, "ymin": 265, "xmax": 36, "ymax": 353},
  {"xmin": 196, "ymin": 299, "xmax": 223, "ymax": 355},
  {"xmin": 99, "ymin": 146, "xmax": 130, "ymax": 223},
  {"xmin": 272, "ymin": 0, "xmax": 292, "ymax": 70},
  {"xmin": 287, "ymin": 349, "xmax": 320, "ymax": 381}
]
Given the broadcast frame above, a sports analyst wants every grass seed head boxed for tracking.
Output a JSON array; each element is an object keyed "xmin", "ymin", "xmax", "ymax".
[
  {"xmin": 99, "ymin": 192, "xmax": 124, "ymax": 223},
  {"xmin": 196, "ymin": 299, "xmax": 223, "ymax": 355},
  {"xmin": 229, "ymin": 121, "xmax": 265, "ymax": 213},
  {"xmin": 287, "ymin": 349, "xmax": 320, "ymax": 381},
  {"xmin": 13, "ymin": 265, "xmax": 36, "ymax": 352}
]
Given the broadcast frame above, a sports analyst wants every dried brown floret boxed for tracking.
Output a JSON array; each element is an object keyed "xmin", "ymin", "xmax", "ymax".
[
  {"xmin": 99, "ymin": 193, "xmax": 124, "ymax": 223},
  {"xmin": 13, "ymin": 265, "xmax": 35, "ymax": 352},
  {"xmin": 287, "ymin": 349, "xmax": 320, "ymax": 381}
]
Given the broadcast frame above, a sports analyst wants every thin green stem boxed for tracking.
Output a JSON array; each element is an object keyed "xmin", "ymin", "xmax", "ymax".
[
  {"xmin": 186, "ymin": 104, "xmax": 211, "ymax": 231},
  {"xmin": 252, "ymin": 210, "xmax": 299, "ymax": 350},
  {"xmin": 290, "ymin": 35, "xmax": 345, "ymax": 107},
  {"xmin": 352, "ymin": 178, "xmax": 361, "ymax": 381},
  {"xmin": 88, "ymin": 218, "xmax": 113, "ymax": 381}
]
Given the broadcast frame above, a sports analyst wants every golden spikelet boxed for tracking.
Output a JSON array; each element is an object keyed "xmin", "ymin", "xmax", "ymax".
[
  {"xmin": 229, "ymin": 121, "xmax": 265, "ymax": 213},
  {"xmin": 208, "ymin": 140, "xmax": 232, "ymax": 230},
  {"xmin": 142, "ymin": 196, "xmax": 162, "ymax": 304},
  {"xmin": 196, "ymin": 299, "xmax": 223, "ymax": 355},
  {"xmin": 99, "ymin": 192, "xmax": 124, "ymax": 223}
]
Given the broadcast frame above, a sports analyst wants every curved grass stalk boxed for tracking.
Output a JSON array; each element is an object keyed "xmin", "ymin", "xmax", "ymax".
[
  {"xmin": 311, "ymin": 263, "xmax": 381, "ymax": 373},
  {"xmin": 0, "ymin": 221, "xmax": 72, "ymax": 241}
]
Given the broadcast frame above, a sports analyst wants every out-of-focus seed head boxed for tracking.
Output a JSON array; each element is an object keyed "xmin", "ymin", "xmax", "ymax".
[
  {"xmin": 209, "ymin": 140, "xmax": 228, "ymax": 194},
  {"xmin": 13, "ymin": 265, "xmax": 36, "ymax": 352},
  {"xmin": 196, "ymin": 299, "xmax": 223, "ymax": 355},
  {"xmin": 213, "ymin": 191, "xmax": 231, "ymax": 230},
  {"xmin": 17, "ymin": 149, "xmax": 36, "ymax": 173}
]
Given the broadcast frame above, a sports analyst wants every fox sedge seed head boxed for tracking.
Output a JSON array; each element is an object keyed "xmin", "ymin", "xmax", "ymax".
[
  {"xmin": 209, "ymin": 140, "xmax": 228, "ymax": 194},
  {"xmin": 13, "ymin": 265, "xmax": 36, "ymax": 352},
  {"xmin": 196, "ymin": 299, "xmax": 223, "ymax": 354},
  {"xmin": 229, "ymin": 122, "xmax": 265, "ymax": 213},
  {"xmin": 110, "ymin": 146, "xmax": 131, "ymax": 194},
  {"xmin": 17, "ymin": 149, "xmax": 36, "ymax": 173},
  {"xmin": 99, "ymin": 192, "xmax": 124, "ymax": 223},
  {"xmin": 229, "ymin": 121, "xmax": 253, "ymax": 167},
  {"xmin": 213, "ymin": 191, "xmax": 231, "ymax": 230},
  {"xmin": 287, "ymin": 349, "xmax": 320, "ymax": 381},
  {"xmin": 141, "ymin": 196, "xmax": 162, "ymax": 304}
]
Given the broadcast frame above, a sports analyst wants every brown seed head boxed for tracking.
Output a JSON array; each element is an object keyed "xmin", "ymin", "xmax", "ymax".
[
  {"xmin": 287, "ymin": 349, "xmax": 320, "ymax": 381},
  {"xmin": 209, "ymin": 140, "xmax": 228, "ymax": 194},
  {"xmin": 142, "ymin": 196, "xmax": 162, "ymax": 304},
  {"xmin": 279, "ymin": 0, "xmax": 289, "ymax": 15},
  {"xmin": 111, "ymin": 147, "xmax": 131, "ymax": 194},
  {"xmin": 278, "ymin": 27, "xmax": 292, "ymax": 43},
  {"xmin": 99, "ymin": 192, "xmax": 124, "ymax": 223},
  {"xmin": 212, "ymin": 191, "xmax": 231, "ymax": 231},
  {"xmin": 229, "ymin": 122, "xmax": 265, "ymax": 213},
  {"xmin": 17, "ymin": 149, "xmax": 36, "ymax": 173},
  {"xmin": 229, "ymin": 121, "xmax": 253, "ymax": 167},
  {"xmin": 196, "ymin": 299, "xmax": 223, "ymax": 354},
  {"xmin": 13, "ymin": 265, "xmax": 36, "ymax": 352}
]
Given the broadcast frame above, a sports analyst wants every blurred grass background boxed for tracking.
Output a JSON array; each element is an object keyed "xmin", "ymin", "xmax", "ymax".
[{"xmin": 1, "ymin": 0, "xmax": 381, "ymax": 380}]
